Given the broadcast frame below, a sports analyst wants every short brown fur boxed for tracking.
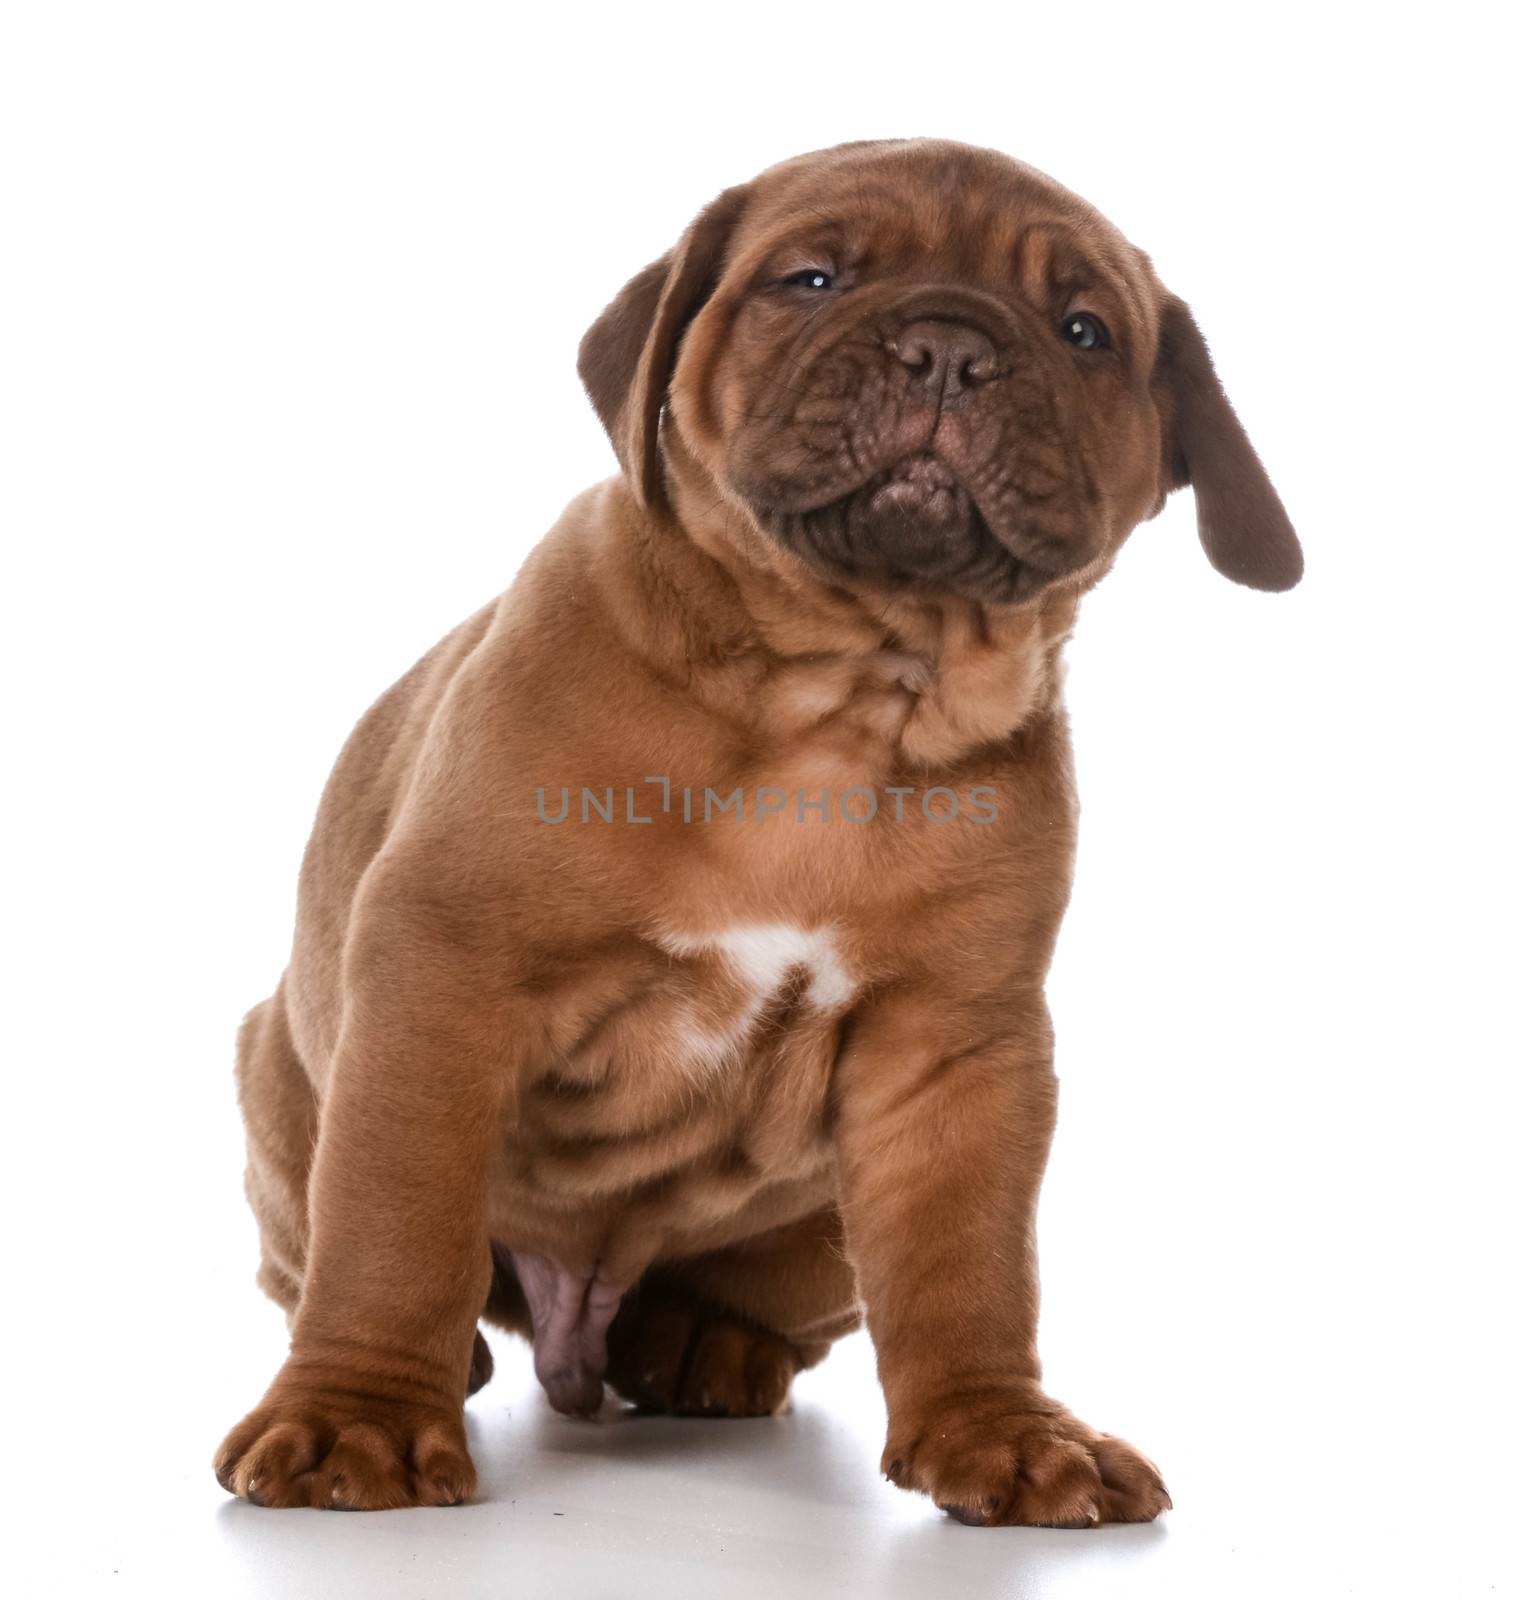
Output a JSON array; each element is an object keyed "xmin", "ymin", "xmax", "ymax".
[{"xmin": 216, "ymin": 139, "xmax": 1298, "ymax": 1523}]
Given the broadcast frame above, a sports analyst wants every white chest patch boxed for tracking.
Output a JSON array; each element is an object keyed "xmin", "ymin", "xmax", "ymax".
[
  {"xmin": 706, "ymin": 923, "xmax": 857, "ymax": 1011},
  {"xmin": 657, "ymin": 922, "xmax": 857, "ymax": 1077}
]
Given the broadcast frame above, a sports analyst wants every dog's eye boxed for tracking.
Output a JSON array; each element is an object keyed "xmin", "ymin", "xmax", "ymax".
[
  {"xmin": 1060, "ymin": 312, "xmax": 1110, "ymax": 351},
  {"xmin": 782, "ymin": 269, "xmax": 834, "ymax": 291}
]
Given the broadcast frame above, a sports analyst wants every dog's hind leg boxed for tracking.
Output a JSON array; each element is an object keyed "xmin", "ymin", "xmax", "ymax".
[
  {"xmin": 604, "ymin": 1209, "xmax": 862, "ymax": 1418},
  {"xmin": 235, "ymin": 983, "xmax": 317, "ymax": 1320}
]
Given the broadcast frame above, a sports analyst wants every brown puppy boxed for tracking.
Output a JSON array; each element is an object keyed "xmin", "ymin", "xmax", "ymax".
[{"xmin": 215, "ymin": 139, "xmax": 1299, "ymax": 1524}]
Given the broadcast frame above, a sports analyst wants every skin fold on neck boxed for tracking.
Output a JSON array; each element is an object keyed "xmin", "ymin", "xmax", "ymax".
[{"xmin": 588, "ymin": 427, "xmax": 1083, "ymax": 773}]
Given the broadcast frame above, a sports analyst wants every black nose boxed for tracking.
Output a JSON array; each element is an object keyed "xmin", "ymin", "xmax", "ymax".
[{"xmin": 892, "ymin": 319, "xmax": 999, "ymax": 406}]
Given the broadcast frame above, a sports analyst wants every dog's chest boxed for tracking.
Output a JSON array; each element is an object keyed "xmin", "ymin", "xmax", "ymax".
[
  {"xmin": 657, "ymin": 921, "xmax": 857, "ymax": 1056},
  {"xmin": 513, "ymin": 920, "xmax": 857, "ymax": 1237},
  {"xmin": 601, "ymin": 917, "xmax": 857, "ymax": 1095}
]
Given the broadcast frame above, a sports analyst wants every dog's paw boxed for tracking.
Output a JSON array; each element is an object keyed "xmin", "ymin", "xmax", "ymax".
[
  {"xmin": 467, "ymin": 1330, "xmax": 495, "ymax": 1398},
  {"xmin": 881, "ymin": 1386, "xmax": 1169, "ymax": 1527},
  {"xmin": 606, "ymin": 1288, "xmax": 801, "ymax": 1417},
  {"xmin": 214, "ymin": 1393, "xmax": 476, "ymax": 1510}
]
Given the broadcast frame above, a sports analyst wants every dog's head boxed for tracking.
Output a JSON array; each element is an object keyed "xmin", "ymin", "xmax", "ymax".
[{"xmin": 580, "ymin": 139, "xmax": 1301, "ymax": 603}]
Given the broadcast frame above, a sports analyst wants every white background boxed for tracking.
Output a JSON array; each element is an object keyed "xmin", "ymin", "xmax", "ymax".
[{"xmin": 3, "ymin": 4, "xmax": 1523, "ymax": 1597}]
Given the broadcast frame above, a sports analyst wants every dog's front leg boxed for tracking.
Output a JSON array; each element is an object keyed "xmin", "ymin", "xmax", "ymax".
[
  {"xmin": 835, "ymin": 992, "xmax": 1171, "ymax": 1527},
  {"xmin": 215, "ymin": 891, "xmax": 504, "ymax": 1510}
]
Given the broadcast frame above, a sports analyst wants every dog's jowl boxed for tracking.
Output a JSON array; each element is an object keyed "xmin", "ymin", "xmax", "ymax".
[{"xmin": 215, "ymin": 139, "xmax": 1299, "ymax": 1523}]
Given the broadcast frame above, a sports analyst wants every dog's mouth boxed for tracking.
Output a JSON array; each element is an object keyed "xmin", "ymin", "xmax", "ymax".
[
  {"xmin": 860, "ymin": 452, "xmax": 973, "ymax": 535},
  {"xmin": 751, "ymin": 452, "xmax": 1042, "ymax": 604}
]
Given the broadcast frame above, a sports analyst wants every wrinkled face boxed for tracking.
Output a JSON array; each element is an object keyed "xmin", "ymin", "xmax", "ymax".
[
  {"xmin": 580, "ymin": 140, "xmax": 1300, "ymax": 601},
  {"xmin": 670, "ymin": 145, "xmax": 1168, "ymax": 603}
]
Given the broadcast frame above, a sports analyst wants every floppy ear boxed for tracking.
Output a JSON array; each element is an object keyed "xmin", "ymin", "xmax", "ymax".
[
  {"xmin": 577, "ymin": 183, "xmax": 751, "ymax": 508},
  {"xmin": 1156, "ymin": 295, "xmax": 1303, "ymax": 591}
]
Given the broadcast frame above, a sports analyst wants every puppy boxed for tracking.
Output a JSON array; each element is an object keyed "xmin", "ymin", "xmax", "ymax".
[{"xmin": 215, "ymin": 138, "xmax": 1300, "ymax": 1523}]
